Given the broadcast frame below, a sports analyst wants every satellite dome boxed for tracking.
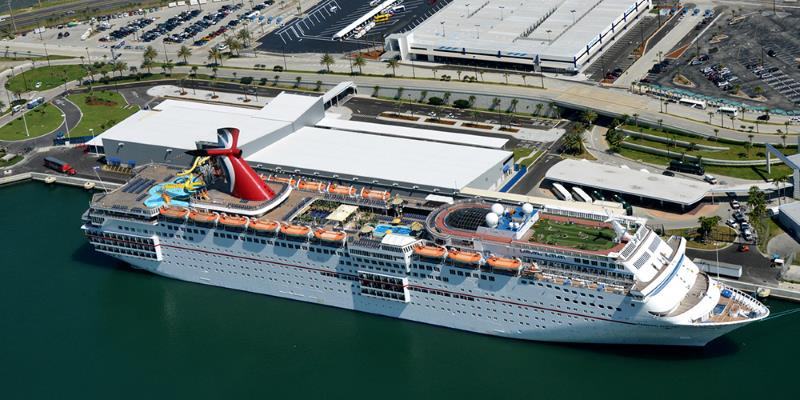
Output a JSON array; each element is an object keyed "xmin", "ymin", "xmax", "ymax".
[
  {"xmin": 490, "ymin": 203, "xmax": 505, "ymax": 215},
  {"xmin": 522, "ymin": 203, "xmax": 534, "ymax": 215},
  {"xmin": 485, "ymin": 212, "xmax": 500, "ymax": 228}
]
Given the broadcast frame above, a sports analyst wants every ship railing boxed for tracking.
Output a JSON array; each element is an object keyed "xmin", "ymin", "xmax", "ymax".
[{"xmin": 536, "ymin": 262, "xmax": 634, "ymax": 287}]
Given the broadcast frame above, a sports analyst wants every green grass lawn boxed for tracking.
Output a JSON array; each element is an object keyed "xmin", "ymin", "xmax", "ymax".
[
  {"xmin": 513, "ymin": 147, "xmax": 533, "ymax": 161},
  {"xmin": 624, "ymin": 135, "xmax": 796, "ymax": 161},
  {"xmin": 617, "ymin": 146, "xmax": 793, "ymax": 180},
  {"xmin": 530, "ymin": 218, "xmax": 617, "ymax": 251},
  {"xmin": 664, "ymin": 225, "xmax": 737, "ymax": 250},
  {"xmin": 5, "ymin": 64, "xmax": 90, "ymax": 93},
  {"xmin": 519, "ymin": 150, "xmax": 542, "ymax": 167},
  {"xmin": 0, "ymin": 104, "xmax": 63, "ymax": 140},
  {"xmin": 754, "ymin": 217, "xmax": 783, "ymax": 254},
  {"xmin": 0, "ymin": 55, "xmax": 73, "ymax": 62},
  {"xmin": 623, "ymin": 124, "xmax": 797, "ymax": 151},
  {"xmin": 66, "ymin": 91, "xmax": 139, "ymax": 137},
  {"xmin": 0, "ymin": 153, "xmax": 23, "ymax": 167}
]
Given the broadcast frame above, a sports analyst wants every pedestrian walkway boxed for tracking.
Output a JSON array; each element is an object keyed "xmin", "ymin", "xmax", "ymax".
[{"xmin": 146, "ymin": 85, "xmax": 271, "ymax": 107}]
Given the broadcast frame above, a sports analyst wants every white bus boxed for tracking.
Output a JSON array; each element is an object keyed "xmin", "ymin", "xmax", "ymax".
[
  {"xmin": 571, "ymin": 186, "xmax": 593, "ymax": 203},
  {"xmin": 679, "ymin": 98, "xmax": 707, "ymax": 109},
  {"xmin": 551, "ymin": 182, "xmax": 573, "ymax": 201},
  {"xmin": 718, "ymin": 106, "xmax": 739, "ymax": 117}
]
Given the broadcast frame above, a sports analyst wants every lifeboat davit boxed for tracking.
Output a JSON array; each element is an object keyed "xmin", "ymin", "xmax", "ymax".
[
  {"xmin": 487, "ymin": 256, "xmax": 522, "ymax": 271},
  {"xmin": 189, "ymin": 210, "xmax": 218, "ymax": 224},
  {"xmin": 361, "ymin": 188, "xmax": 390, "ymax": 201},
  {"xmin": 250, "ymin": 218, "xmax": 280, "ymax": 233},
  {"xmin": 328, "ymin": 184, "xmax": 356, "ymax": 197},
  {"xmin": 413, "ymin": 244, "xmax": 447, "ymax": 259},
  {"xmin": 280, "ymin": 224, "xmax": 311, "ymax": 238},
  {"xmin": 297, "ymin": 180, "xmax": 326, "ymax": 192},
  {"xmin": 159, "ymin": 206, "xmax": 189, "ymax": 220},
  {"xmin": 268, "ymin": 175, "xmax": 297, "ymax": 186},
  {"xmin": 219, "ymin": 214, "xmax": 248, "ymax": 227},
  {"xmin": 448, "ymin": 249, "xmax": 482, "ymax": 266},
  {"xmin": 314, "ymin": 228, "xmax": 347, "ymax": 243}
]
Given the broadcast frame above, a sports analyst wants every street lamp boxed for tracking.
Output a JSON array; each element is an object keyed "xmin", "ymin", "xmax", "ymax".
[
  {"xmin": 475, "ymin": 24, "xmax": 480, "ymax": 40},
  {"xmin": 440, "ymin": 21, "xmax": 446, "ymax": 37},
  {"xmin": 570, "ymin": 9, "xmax": 576, "ymax": 25},
  {"xmin": 61, "ymin": 113, "xmax": 70, "ymax": 140},
  {"xmin": 499, "ymin": 5, "xmax": 505, "ymax": 21}
]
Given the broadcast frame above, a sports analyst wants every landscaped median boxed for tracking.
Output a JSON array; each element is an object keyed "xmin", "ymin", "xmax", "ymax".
[
  {"xmin": 614, "ymin": 124, "xmax": 795, "ymax": 180},
  {"xmin": 5, "ymin": 64, "xmax": 91, "ymax": 93},
  {"xmin": 0, "ymin": 104, "xmax": 63, "ymax": 141},
  {"xmin": 65, "ymin": 91, "xmax": 139, "ymax": 137}
]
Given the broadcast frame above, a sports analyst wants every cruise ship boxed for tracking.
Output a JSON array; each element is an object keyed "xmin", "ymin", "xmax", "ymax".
[{"xmin": 82, "ymin": 127, "xmax": 769, "ymax": 346}]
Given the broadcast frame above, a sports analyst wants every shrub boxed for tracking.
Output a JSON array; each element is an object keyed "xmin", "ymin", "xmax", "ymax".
[
  {"xmin": 452, "ymin": 99, "xmax": 471, "ymax": 109},
  {"xmin": 428, "ymin": 97, "xmax": 444, "ymax": 106},
  {"xmin": 240, "ymin": 76, "xmax": 254, "ymax": 84}
]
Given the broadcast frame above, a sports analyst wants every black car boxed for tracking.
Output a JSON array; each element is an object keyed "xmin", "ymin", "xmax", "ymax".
[
  {"xmin": 662, "ymin": 170, "xmax": 675, "ymax": 177},
  {"xmin": 757, "ymin": 114, "xmax": 770, "ymax": 121}
]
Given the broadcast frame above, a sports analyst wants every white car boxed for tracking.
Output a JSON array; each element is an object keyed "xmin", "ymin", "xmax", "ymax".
[{"xmin": 216, "ymin": 44, "xmax": 228, "ymax": 51}]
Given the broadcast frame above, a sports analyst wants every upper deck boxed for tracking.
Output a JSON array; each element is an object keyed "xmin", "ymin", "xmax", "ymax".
[{"xmin": 90, "ymin": 164, "xmax": 292, "ymax": 218}]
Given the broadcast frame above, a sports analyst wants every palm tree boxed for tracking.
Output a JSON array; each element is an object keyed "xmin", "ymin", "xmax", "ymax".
[
  {"xmin": 713, "ymin": 128, "xmax": 719, "ymax": 139},
  {"xmin": 748, "ymin": 133, "xmax": 754, "ymax": 146},
  {"xmin": 128, "ymin": 65, "xmax": 138, "ymax": 77},
  {"xmin": 456, "ymin": 69, "xmax": 462, "ymax": 80},
  {"xmin": 140, "ymin": 59, "xmax": 154, "ymax": 74},
  {"xmin": 143, "ymin": 46, "xmax": 157, "ymax": 65},
  {"xmin": 521, "ymin": 74, "xmax": 527, "ymax": 86},
  {"xmin": 190, "ymin": 65, "xmax": 198, "ymax": 76},
  {"xmin": 707, "ymin": 111, "xmax": 714, "ymax": 124},
  {"xmin": 113, "ymin": 61, "xmax": 127, "ymax": 77},
  {"xmin": 502, "ymin": 72, "xmax": 509, "ymax": 84},
  {"xmin": 225, "ymin": 37, "xmax": 242, "ymax": 56},
  {"xmin": 294, "ymin": 76, "xmax": 302, "ymax": 88},
  {"xmin": 320, "ymin": 53, "xmax": 335, "ymax": 72},
  {"xmin": 582, "ymin": 110, "xmax": 598, "ymax": 125},
  {"xmin": 177, "ymin": 45, "xmax": 192, "ymax": 64},
  {"xmin": 211, "ymin": 67, "xmax": 218, "ymax": 79},
  {"xmin": 782, "ymin": 134, "xmax": 788, "ymax": 148},
  {"xmin": 534, "ymin": 103, "xmax": 543, "ymax": 116},
  {"xmin": 386, "ymin": 58, "xmax": 399, "ymax": 76},
  {"xmin": 236, "ymin": 29, "xmax": 252, "ymax": 48},
  {"xmin": 468, "ymin": 95, "xmax": 476, "ymax": 107},
  {"xmin": 208, "ymin": 48, "xmax": 222, "ymax": 66},
  {"xmin": 632, "ymin": 113, "xmax": 639, "ymax": 127},
  {"xmin": 353, "ymin": 55, "xmax": 366, "ymax": 74}
]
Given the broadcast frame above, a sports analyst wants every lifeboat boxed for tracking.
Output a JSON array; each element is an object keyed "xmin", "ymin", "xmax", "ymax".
[
  {"xmin": 447, "ymin": 249, "xmax": 482, "ymax": 266},
  {"xmin": 361, "ymin": 188, "xmax": 390, "ymax": 201},
  {"xmin": 189, "ymin": 210, "xmax": 218, "ymax": 224},
  {"xmin": 250, "ymin": 218, "xmax": 280, "ymax": 233},
  {"xmin": 413, "ymin": 244, "xmax": 447, "ymax": 259},
  {"xmin": 219, "ymin": 214, "xmax": 248, "ymax": 228},
  {"xmin": 328, "ymin": 184, "xmax": 356, "ymax": 197},
  {"xmin": 487, "ymin": 256, "xmax": 522, "ymax": 271},
  {"xmin": 280, "ymin": 224, "xmax": 311, "ymax": 238},
  {"xmin": 268, "ymin": 175, "xmax": 297, "ymax": 186},
  {"xmin": 159, "ymin": 206, "xmax": 189, "ymax": 220},
  {"xmin": 297, "ymin": 180, "xmax": 326, "ymax": 192},
  {"xmin": 314, "ymin": 228, "xmax": 347, "ymax": 243}
]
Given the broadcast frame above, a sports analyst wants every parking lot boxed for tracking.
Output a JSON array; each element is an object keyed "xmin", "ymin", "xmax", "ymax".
[
  {"xmin": 653, "ymin": 7, "xmax": 800, "ymax": 111},
  {"xmin": 257, "ymin": 0, "xmax": 453, "ymax": 54}
]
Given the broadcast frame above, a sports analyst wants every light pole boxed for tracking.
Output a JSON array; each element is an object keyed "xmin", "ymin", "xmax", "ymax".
[
  {"xmin": 465, "ymin": 3, "xmax": 470, "ymax": 17},
  {"xmin": 475, "ymin": 24, "xmax": 480, "ymax": 40},
  {"xmin": 85, "ymin": 47, "xmax": 91, "ymax": 63},
  {"xmin": 499, "ymin": 5, "xmax": 504, "ymax": 21},
  {"xmin": 546, "ymin": 29, "xmax": 552, "ymax": 41},
  {"xmin": 570, "ymin": 9, "xmax": 576, "ymax": 25},
  {"xmin": 440, "ymin": 21, "xmax": 446, "ymax": 37},
  {"xmin": 22, "ymin": 109, "xmax": 30, "ymax": 137},
  {"xmin": 61, "ymin": 113, "xmax": 70, "ymax": 140}
]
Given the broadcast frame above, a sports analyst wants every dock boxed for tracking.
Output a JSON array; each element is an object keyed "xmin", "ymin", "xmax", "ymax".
[{"xmin": 0, "ymin": 172, "xmax": 121, "ymax": 191}]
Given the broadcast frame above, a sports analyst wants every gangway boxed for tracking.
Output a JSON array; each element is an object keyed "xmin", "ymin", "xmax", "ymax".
[{"xmin": 323, "ymin": 81, "xmax": 357, "ymax": 108}]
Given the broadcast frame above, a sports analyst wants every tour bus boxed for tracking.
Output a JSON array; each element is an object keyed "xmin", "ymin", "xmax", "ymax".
[
  {"xmin": 26, "ymin": 96, "xmax": 44, "ymax": 109},
  {"xmin": 679, "ymin": 98, "xmax": 707, "ymax": 110},
  {"xmin": 571, "ymin": 186, "xmax": 593, "ymax": 203},
  {"xmin": 551, "ymin": 182, "xmax": 573, "ymax": 201},
  {"xmin": 718, "ymin": 106, "xmax": 739, "ymax": 117},
  {"xmin": 668, "ymin": 159, "xmax": 705, "ymax": 175}
]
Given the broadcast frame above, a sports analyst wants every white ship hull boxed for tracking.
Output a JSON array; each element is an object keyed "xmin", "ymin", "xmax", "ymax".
[{"xmin": 103, "ymin": 235, "xmax": 748, "ymax": 347}]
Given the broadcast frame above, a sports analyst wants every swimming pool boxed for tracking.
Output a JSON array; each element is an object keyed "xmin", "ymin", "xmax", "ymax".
[{"xmin": 373, "ymin": 224, "xmax": 412, "ymax": 237}]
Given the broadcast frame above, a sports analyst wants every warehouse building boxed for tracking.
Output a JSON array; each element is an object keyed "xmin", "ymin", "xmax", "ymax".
[
  {"xmin": 88, "ymin": 88, "xmax": 513, "ymax": 195},
  {"xmin": 385, "ymin": 0, "xmax": 651, "ymax": 73}
]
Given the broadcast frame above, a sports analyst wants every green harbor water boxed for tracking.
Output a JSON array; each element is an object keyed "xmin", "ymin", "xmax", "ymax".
[{"xmin": 2, "ymin": 182, "xmax": 799, "ymax": 399}]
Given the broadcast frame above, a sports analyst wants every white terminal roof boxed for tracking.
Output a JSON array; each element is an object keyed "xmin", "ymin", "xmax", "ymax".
[
  {"xmin": 546, "ymin": 159, "xmax": 711, "ymax": 206},
  {"xmin": 247, "ymin": 127, "xmax": 511, "ymax": 190},
  {"xmin": 254, "ymin": 92, "xmax": 321, "ymax": 122},
  {"xmin": 95, "ymin": 99, "xmax": 290, "ymax": 150},
  {"xmin": 317, "ymin": 116, "xmax": 508, "ymax": 149},
  {"xmin": 407, "ymin": 0, "xmax": 641, "ymax": 59}
]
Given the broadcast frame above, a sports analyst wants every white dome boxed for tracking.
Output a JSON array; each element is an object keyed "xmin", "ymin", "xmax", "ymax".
[
  {"xmin": 490, "ymin": 203, "xmax": 504, "ymax": 215},
  {"xmin": 522, "ymin": 203, "xmax": 534, "ymax": 215},
  {"xmin": 485, "ymin": 212, "xmax": 500, "ymax": 228}
]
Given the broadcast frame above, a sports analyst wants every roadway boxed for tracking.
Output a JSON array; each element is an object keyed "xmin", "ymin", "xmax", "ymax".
[{"xmin": 0, "ymin": 0, "xmax": 140, "ymax": 32}]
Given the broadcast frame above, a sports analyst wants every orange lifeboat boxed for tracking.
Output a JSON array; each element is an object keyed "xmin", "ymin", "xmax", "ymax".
[
  {"xmin": 447, "ymin": 249, "xmax": 482, "ymax": 266},
  {"xmin": 189, "ymin": 210, "xmax": 218, "ymax": 224},
  {"xmin": 297, "ymin": 180, "xmax": 326, "ymax": 192},
  {"xmin": 328, "ymin": 184, "xmax": 356, "ymax": 197},
  {"xmin": 487, "ymin": 256, "xmax": 522, "ymax": 271},
  {"xmin": 268, "ymin": 175, "xmax": 297, "ymax": 186},
  {"xmin": 280, "ymin": 224, "xmax": 311, "ymax": 238},
  {"xmin": 413, "ymin": 244, "xmax": 447, "ymax": 259},
  {"xmin": 314, "ymin": 228, "xmax": 347, "ymax": 243},
  {"xmin": 362, "ymin": 188, "xmax": 390, "ymax": 201},
  {"xmin": 159, "ymin": 206, "xmax": 189, "ymax": 220},
  {"xmin": 219, "ymin": 214, "xmax": 248, "ymax": 228},
  {"xmin": 250, "ymin": 219, "xmax": 280, "ymax": 233}
]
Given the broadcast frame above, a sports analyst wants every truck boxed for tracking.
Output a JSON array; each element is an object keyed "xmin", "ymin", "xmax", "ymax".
[{"xmin": 43, "ymin": 156, "xmax": 77, "ymax": 175}]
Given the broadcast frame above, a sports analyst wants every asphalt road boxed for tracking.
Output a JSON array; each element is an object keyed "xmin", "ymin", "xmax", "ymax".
[
  {"xmin": 686, "ymin": 245, "xmax": 779, "ymax": 286},
  {"xmin": 508, "ymin": 136, "xmax": 565, "ymax": 195},
  {"xmin": 1, "ymin": 0, "xmax": 141, "ymax": 32},
  {"xmin": 52, "ymin": 95, "xmax": 81, "ymax": 138}
]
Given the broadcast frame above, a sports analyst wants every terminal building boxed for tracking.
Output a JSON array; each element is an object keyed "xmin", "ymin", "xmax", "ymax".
[
  {"xmin": 385, "ymin": 0, "xmax": 651, "ymax": 73},
  {"xmin": 88, "ymin": 85, "xmax": 514, "ymax": 195}
]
